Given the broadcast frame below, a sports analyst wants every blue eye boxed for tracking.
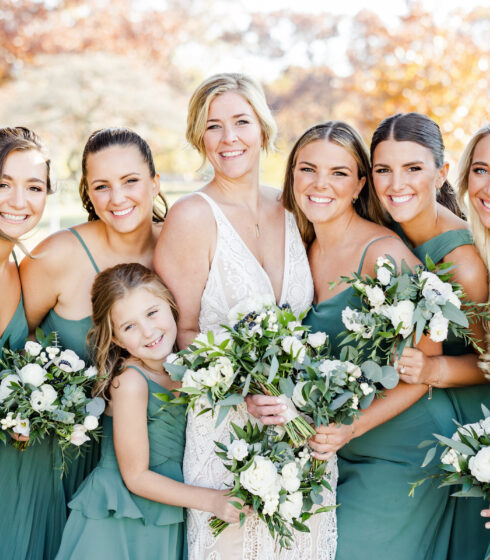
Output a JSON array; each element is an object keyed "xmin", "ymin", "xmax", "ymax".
[
  {"xmin": 474, "ymin": 167, "xmax": 488, "ymax": 175},
  {"xmin": 148, "ymin": 309, "xmax": 158, "ymax": 317},
  {"xmin": 299, "ymin": 167, "xmax": 314, "ymax": 173},
  {"xmin": 374, "ymin": 168, "xmax": 389, "ymax": 174},
  {"xmin": 124, "ymin": 324, "xmax": 134, "ymax": 332},
  {"xmin": 94, "ymin": 184, "xmax": 108, "ymax": 191}
]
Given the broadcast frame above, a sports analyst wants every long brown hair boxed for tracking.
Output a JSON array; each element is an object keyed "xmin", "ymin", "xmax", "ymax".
[
  {"xmin": 281, "ymin": 121, "xmax": 387, "ymax": 246},
  {"xmin": 370, "ymin": 112, "xmax": 465, "ymax": 219},
  {"xmin": 89, "ymin": 263, "xmax": 178, "ymax": 401},
  {"xmin": 79, "ymin": 127, "xmax": 168, "ymax": 222},
  {"xmin": 0, "ymin": 127, "xmax": 52, "ymax": 251}
]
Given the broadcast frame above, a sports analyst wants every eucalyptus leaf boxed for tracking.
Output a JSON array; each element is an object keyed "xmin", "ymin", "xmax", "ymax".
[
  {"xmin": 379, "ymin": 365, "xmax": 399, "ymax": 389},
  {"xmin": 433, "ymin": 434, "xmax": 475, "ymax": 456},
  {"xmin": 278, "ymin": 376, "xmax": 295, "ymax": 398},
  {"xmin": 441, "ymin": 302, "xmax": 468, "ymax": 328}
]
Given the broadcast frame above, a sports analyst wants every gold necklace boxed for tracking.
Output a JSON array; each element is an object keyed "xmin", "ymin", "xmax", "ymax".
[{"xmin": 255, "ymin": 223, "xmax": 260, "ymax": 238}]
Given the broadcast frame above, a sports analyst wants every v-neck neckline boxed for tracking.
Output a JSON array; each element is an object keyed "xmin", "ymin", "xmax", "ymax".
[{"xmin": 198, "ymin": 191, "xmax": 289, "ymax": 305}]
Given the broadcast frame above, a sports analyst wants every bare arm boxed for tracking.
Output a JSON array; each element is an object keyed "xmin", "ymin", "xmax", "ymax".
[
  {"xmin": 154, "ymin": 195, "xmax": 214, "ymax": 349},
  {"xmin": 397, "ymin": 245, "xmax": 489, "ymax": 388},
  {"xmin": 112, "ymin": 369, "xmax": 242, "ymax": 522},
  {"xmin": 19, "ymin": 231, "xmax": 71, "ymax": 330}
]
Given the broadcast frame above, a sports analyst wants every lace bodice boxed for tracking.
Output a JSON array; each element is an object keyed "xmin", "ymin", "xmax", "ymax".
[{"xmin": 185, "ymin": 192, "xmax": 337, "ymax": 559}]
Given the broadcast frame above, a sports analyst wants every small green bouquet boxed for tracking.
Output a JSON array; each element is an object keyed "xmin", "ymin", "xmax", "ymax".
[{"xmin": 0, "ymin": 330, "xmax": 104, "ymax": 471}]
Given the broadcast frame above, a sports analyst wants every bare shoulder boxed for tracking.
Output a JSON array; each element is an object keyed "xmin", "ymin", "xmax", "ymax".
[
  {"xmin": 445, "ymin": 244, "xmax": 488, "ymax": 301},
  {"xmin": 20, "ymin": 226, "xmax": 85, "ymax": 275},
  {"xmin": 361, "ymin": 223, "xmax": 419, "ymax": 270},
  {"xmin": 165, "ymin": 192, "xmax": 215, "ymax": 227},
  {"xmin": 110, "ymin": 366, "xmax": 148, "ymax": 401}
]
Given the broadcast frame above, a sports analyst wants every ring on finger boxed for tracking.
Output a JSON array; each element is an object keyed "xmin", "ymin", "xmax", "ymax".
[
  {"xmin": 258, "ymin": 414, "xmax": 263, "ymax": 421},
  {"xmin": 399, "ymin": 366, "xmax": 406, "ymax": 374}
]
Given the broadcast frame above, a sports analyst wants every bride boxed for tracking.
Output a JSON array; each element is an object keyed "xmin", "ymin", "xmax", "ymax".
[{"xmin": 154, "ymin": 73, "xmax": 337, "ymax": 559}]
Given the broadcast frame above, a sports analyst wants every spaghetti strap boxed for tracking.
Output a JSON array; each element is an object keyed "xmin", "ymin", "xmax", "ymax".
[
  {"xmin": 11, "ymin": 250, "xmax": 19, "ymax": 266},
  {"xmin": 124, "ymin": 364, "xmax": 149, "ymax": 381},
  {"xmin": 357, "ymin": 235, "xmax": 398, "ymax": 274},
  {"xmin": 68, "ymin": 228, "xmax": 100, "ymax": 273}
]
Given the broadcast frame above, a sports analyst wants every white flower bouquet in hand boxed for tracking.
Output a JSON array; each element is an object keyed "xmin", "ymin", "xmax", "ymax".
[
  {"xmin": 210, "ymin": 419, "xmax": 336, "ymax": 549},
  {"xmin": 410, "ymin": 404, "xmax": 490, "ymax": 502},
  {"xmin": 340, "ymin": 255, "xmax": 486, "ymax": 363},
  {"xmin": 0, "ymin": 329, "xmax": 104, "ymax": 471},
  {"xmin": 161, "ymin": 300, "xmax": 329, "ymax": 447}
]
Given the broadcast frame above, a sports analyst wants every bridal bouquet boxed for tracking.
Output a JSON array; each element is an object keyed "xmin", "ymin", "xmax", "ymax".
[
  {"xmin": 340, "ymin": 255, "xmax": 484, "ymax": 363},
  {"xmin": 162, "ymin": 296, "xmax": 328, "ymax": 446},
  {"xmin": 410, "ymin": 405, "xmax": 490, "ymax": 501},
  {"xmin": 209, "ymin": 420, "xmax": 336, "ymax": 549},
  {"xmin": 0, "ymin": 330, "xmax": 104, "ymax": 470}
]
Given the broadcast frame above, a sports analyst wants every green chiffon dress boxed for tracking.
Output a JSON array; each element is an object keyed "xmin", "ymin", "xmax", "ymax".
[
  {"xmin": 55, "ymin": 366, "xmax": 187, "ymax": 560},
  {"xmin": 400, "ymin": 227, "xmax": 490, "ymax": 560},
  {"xmin": 304, "ymin": 237, "xmax": 457, "ymax": 560},
  {"xmin": 40, "ymin": 228, "xmax": 101, "ymax": 503},
  {"xmin": 0, "ymin": 279, "xmax": 66, "ymax": 559}
]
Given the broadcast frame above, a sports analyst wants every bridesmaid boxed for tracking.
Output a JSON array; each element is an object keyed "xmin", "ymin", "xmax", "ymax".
[
  {"xmin": 0, "ymin": 127, "xmax": 65, "ymax": 559},
  {"xmin": 370, "ymin": 113, "xmax": 489, "ymax": 560},
  {"xmin": 279, "ymin": 121, "xmax": 458, "ymax": 559},
  {"xmin": 20, "ymin": 127, "xmax": 167, "ymax": 503},
  {"xmin": 55, "ymin": 264, "xmax": 241, "ymax": 560},
  {"xmin": 456, "ymin": 124, "xmax": 490, "ymax": 559}
]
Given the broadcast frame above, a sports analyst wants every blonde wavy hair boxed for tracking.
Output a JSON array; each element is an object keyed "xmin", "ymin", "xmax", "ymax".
[
  {"xmin": 186, "ymin": 73, "xmax": 277, "ymax": 168},
  {"xmin": 88, "ymin": 263, "xmax": 179, "ymax": 401},
  {"xmin": 457, "ymin": 124, "xmax": 490, "ymax": 271}
]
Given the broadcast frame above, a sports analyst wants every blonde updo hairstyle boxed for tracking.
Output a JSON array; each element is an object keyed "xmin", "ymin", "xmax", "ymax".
[
  {"xmin": 89, "ymin": 263, "xmax": 178, "ymax": 401},
  {"xmin": 282, "ymin": 121, "xmax": 387, "ymax": 246},
  {"xmin": 186, "ymin": 73, "xmax": 277, "ymax": 168},
  {"xmin": 457, "ymin": 124, "xmax": 490, "ymax": 271}
]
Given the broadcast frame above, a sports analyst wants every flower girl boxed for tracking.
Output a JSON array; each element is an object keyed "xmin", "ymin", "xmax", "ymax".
[{"xmin": 56, "ymin": 263, "xmax": 245, "ymax": 560}]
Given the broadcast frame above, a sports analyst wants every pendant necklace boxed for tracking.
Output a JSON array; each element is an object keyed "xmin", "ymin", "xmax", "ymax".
[{"xmin": 255, "ymin": 223, "xmax": 260, "ymax": 238}]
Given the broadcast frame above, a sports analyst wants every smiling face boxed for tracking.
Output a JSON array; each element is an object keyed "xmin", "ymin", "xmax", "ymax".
[
  {"xmin": 467, "ymin": 134, "xmax": 490, "ymax": 229},
  {"xmin": 292, "ymin": 139, "xmax": 365, "ymax": 227},
  {"xmin": 0, "ymin": 149, "xmax": 48, "ymax": 238},
  {"xmin": 203, "ymin": 91, "xmax": 263, "ymax": 182},
  {"xmin": 86, "ymin": 144, "xmax": 159, "ymax": 232},
  {"xmin": 111, "ymin": 285, "xmax": 177, "ymax": 370},
  {"xmin": 372, "ymin": 139, "xmax": 447, "ymax": 224}
]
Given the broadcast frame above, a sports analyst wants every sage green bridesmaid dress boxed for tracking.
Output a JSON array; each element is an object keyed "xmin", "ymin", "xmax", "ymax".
[
  {"xmin": 0, "ymin": 261, "xmax": 66, "ymax": 560},
  {"xmin": 55, "ymin": 366, "xmax": 187, "ymax": 560},
  {"xmin": 401, "ymin": 227, "xmax": 490, "ymax": 560},
  {"xmin": 304, "ymin": 237, "xmax": 457, "ymax": 560},
  {"xmin": 41, "ymin": 228, "xmax": 101, "ymax": 503}
]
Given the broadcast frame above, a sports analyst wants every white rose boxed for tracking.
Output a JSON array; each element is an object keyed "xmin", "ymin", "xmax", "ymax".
[
  {"xmin": 365, "ymin": 285, "xmax": 386, "ymax": 310},
  {"xmin": 278, "ymin": 491, "xmax": 303, "ymax": 523},
  {"xmin": 281, "ymin": 337, "xmax": 306, "ymax": 363},
  {"xmin": 469, "ymin": 447, "xmax": 490, "ymax": 483},
  {"xmin": 85, "ymin": 396, "xmax": 105, "ymax": 417},
  {"xmin": 307, "ymin": 331, "xmax": 327, "ymax": 348},
  {"xmin": 376, "ymin": 256, "xmax": 393, "ymax": 269},
  {"xmin": 319, "ymin": 359, "xmax": 342, "ymax": 377},
  {"xmin": 216, "ymin": 357, "xmax": 235, "ymax": 386},
  {"xmin": 182, "ymin": 369, "xmax": 202, "ymax": 389},
  {"xmin": 84, "ymin": 366, "xmax": 98, "ymax": 378},
  {"xmin": 292, "ymin": 382, "xmax": 307, "ymax": 409},
  {"xmin": 377, "ymin": 266, "xmax": 392, "ymax": 286},
  {"xmin": 0, "ymin": 373, "xmax": 21, "ymax": 401},
  {"xmin": 83, "ymin": 415, "xmax": 99, "ymax": 431},
  {"xmin": 70, "ymin": 424, "xmax": 90, "ymax": 446},
  {"xmin": 280, "ymin": 462, "xmax": 301, "ymax": 493},
  {"xmin": 0, "ymin": 411, "xmax": 17, "ymax": 430},
  {"xmin": 24, "ymin": 341, "xmax": 43, "ymax": 356},
  {"xmin": 13, "ymin": 415, "xmax": 30, "ymax": 437},
  {"xmin": 30, "ymin": 384, "xmax": 57, "ymax": 412},
  {"xmin": 346, "ymin": 362, "xmax": 362, "ymax": 378},
  {"xmin": 360, "ymin": 382, "xmax": 374, "ymax": 396},
  {"xmin": 342, "ymin": 307, "xmax": 363, "ymax": 333},
  {"xmin": 227, "ymin": 438, "xmax": 249, "ymax": 461},
  {"xmin": 387, "ymin": 300, "xmax": 415, "ymax": 338},
  {"xmin": 461, "ymin": 422, "xmax": 484, "ymax": 439},
  {"xmin": 441, "ymin": 448, "xmax": 462, "ymax": 472},
  {"xmin": 287, "ymin": 321, "xmax": 302, "ymax": 332},
  {"xmin": 200, "ymin": 366, "xmax": 221, "ymax": 388},
  {"xmin": 262, "ymin": 494, "xmax": 279, "ymax": 516},
  {"xmin": 46, "ymin": 346, "xmax": 60, "ymax": 357},
  {"xmin": 446, "ymin": 291, "xmax": 462, "ymax": 309},
  {"xmin": 429, "ymin": 312, "xmax": 449, "ymax": 343},
  {"xmin": 481, "ymin": 417, "xmax": 490, "ymax": 435},
  {"xmin": 18, "ymin": 363, "xmax": 47, "ymax": 387},
  {"xmin": 239, "ymin": 456, "xmax": 280, "ymax": 499},
  {"xmin": 56, "ymin": 349, "xmax": 85, "ymax": 373}
]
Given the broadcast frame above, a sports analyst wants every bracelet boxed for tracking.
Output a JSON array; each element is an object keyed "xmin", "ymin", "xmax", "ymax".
[{"xmin": 427, "ymin": 357, "xmax": 442, "ymax": 400}]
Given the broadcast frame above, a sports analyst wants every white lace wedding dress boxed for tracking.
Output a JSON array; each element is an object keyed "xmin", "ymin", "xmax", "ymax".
[{"xmin": 185, "ymin": 192, "xmax": 338, "ymax": 560}]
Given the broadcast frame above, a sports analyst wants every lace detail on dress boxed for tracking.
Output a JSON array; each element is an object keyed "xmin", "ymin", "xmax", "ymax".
[{"xmin": 185, "ymin": 192, "xmax": 336, "ymax": 559}]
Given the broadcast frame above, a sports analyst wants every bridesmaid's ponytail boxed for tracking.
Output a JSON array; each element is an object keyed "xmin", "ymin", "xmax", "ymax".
[{"xmin": 437, "ymin": 181, "xmax": 465, "ymax": 219}]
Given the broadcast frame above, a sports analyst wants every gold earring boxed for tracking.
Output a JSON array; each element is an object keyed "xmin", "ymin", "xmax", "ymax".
[{"xmin": 352, "ymin": 197, "xmax": 358, "ymax": 204}]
